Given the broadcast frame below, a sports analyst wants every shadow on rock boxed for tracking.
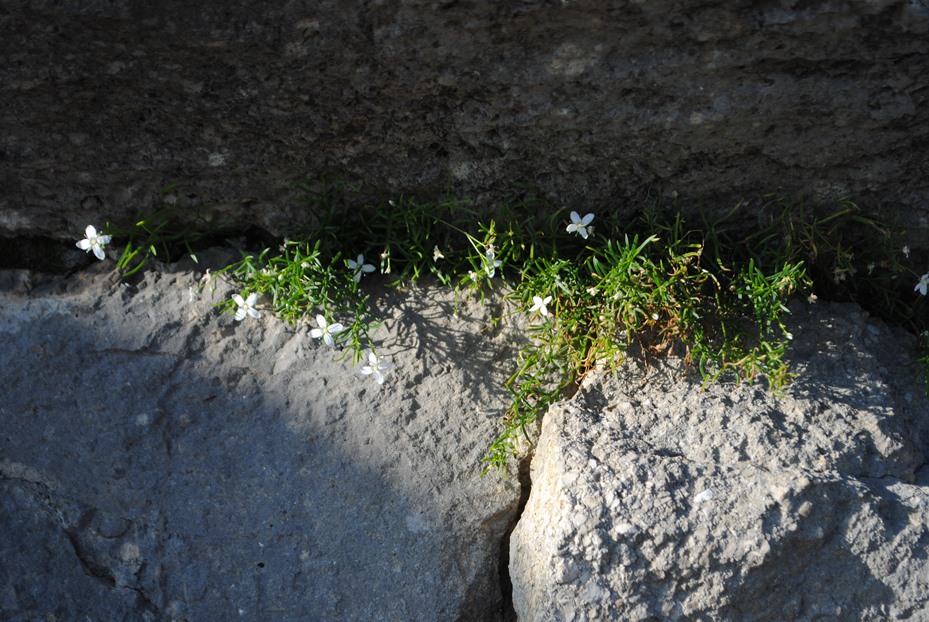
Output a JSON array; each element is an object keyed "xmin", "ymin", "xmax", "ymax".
[{"xmin": 0, "ymin": 265, "xmax": 520, "ymax": 621}]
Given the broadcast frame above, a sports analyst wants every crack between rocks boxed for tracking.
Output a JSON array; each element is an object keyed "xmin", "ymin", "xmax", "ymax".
[
  {"xmin": 498, "ymin": 451, "xmax": 533, "ymax": 622},
  {"xmin": 497, "ymin": 377, "xmax": 584, "ymax": 620}
]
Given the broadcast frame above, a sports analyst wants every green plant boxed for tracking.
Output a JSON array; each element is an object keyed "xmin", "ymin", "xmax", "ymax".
[
  {"xmin": 481, "ymin": 209, "xmax": 809, "ymax": 471},
  {"xmin": 84, "ymin": 180, "xmax": 929, "ymax": 473},
  {"xmin": 106, "ymin": 186, "xmax": 224, "ymax": 277}
]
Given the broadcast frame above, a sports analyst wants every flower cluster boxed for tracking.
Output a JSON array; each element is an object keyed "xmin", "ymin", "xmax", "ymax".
[
  {"xmin": 467, "ymin": 246, "xmax": 504, "ymax": 283},
  {"xmin": 310, "ymin": 314, "xmax": 343, "ymax": 347},
  {"xmin": 233, "ymin": 293, "xmax": 261, "ymax": 321},
  {"xmin": 916, "ymin": 273, "xmax": 929, "ymax": 296},
  {"xmin": 360, "ymin": 351, "xmax": 392, "ymax": 385},
  {"xmin": 347, "ymin": 254, "xmax": 375, "ymax": 283},
  {"xmin": 529, "ymin": 295, "xmax": 552, "ymax": 317},
  {"xmin": 76, "ymin": 225, "xmax": 111, "ymax": 260},
  {"xmin": 566, "ymin": 211, "xmax": 595, "ymax": 239}
]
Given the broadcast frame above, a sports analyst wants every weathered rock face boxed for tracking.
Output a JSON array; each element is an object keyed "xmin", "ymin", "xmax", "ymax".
[
  {"xmin": 510, "ymin": 302, "xmax": 929, "ymax": 621},
  {"xmin": 0, "ymin": 260, "xmax": 520, "ymax": 621},
  {"xmin": 2, "ymin": 1, "xmax": 928, "ymax": 239}
]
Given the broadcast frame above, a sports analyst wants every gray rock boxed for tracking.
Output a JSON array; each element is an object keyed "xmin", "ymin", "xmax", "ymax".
[
  {"xmin": 0, "ymin": 263, "xmax": 520, "ymax": 621},
  {"xmin": 510, "ymin": 302, "xmax": 929, "ymax": 621},
  {"xmin": 2, "ymin": 1, "xmax": 928, "ymax": 239}
]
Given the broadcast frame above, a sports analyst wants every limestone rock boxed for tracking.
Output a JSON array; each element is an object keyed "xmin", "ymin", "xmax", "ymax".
[
  {"xmin": 510, "ymin": 302, "xmax": 929, "ymax": 621},
  {"xmin": 2, "ymin": 1, "xmax": 928, "ymax": 239},
  {"xmin": 0, "ymin": 261, "xmax": 520, "ymax": 621}
]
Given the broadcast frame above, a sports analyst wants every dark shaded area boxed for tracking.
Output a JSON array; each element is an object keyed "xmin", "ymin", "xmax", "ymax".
[{"xmin": 2, "ymin": 1, "xmax": 928, "ymax": 238}]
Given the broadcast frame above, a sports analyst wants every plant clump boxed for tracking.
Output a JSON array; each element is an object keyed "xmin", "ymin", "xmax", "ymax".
[{"xmin": 75, "ymin": 181, "xmax": 929, "ymax": 472}]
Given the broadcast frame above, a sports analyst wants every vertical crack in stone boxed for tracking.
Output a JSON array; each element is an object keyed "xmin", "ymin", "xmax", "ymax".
[{"xmin": 498, "ymin": 452, "xmax": 533, "ymax": 622}]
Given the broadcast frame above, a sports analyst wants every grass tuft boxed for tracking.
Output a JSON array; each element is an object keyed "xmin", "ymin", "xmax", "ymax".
[{"xmin": 96, "ymin": 181, "xmax": 929, "ymax": 473}]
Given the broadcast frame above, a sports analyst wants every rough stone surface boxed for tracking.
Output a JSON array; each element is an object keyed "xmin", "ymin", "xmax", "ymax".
[
  {"xmin": 510, "ymin": 302, "xmax": 929, "ymax": 621},
  {"xmin": 0, "ymin": 257, "xmax": 520, "ymax": 621},
  {"xmin": 2, "ymin": 1, "xmax": 928, "ymax": 239}
]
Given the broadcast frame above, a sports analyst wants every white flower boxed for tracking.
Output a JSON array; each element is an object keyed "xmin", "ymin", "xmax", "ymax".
[
  {"xmin": 433, "ymin": 245, "xmax": 444, "ymax": 261},
  {"xmin": 233, "ymin": 293, "xmax": 261, "ymax": 321},
  {"xmin": 310, "ymin": 314, "xmax": 344, "ymax": 347},
  {"xmin": 693, "ymin": 489, "xmax": 715, "ymax": 504},
  {"xmin": 566, "ymin": 211, "xmax": 595, "ymax": 239},
  {"xmin": 75, "ymin": 225, "xmax": 112, "ymax": 260},
  {"xmin": 347, "ymin": 254, "xmax": 375, "ymax": 282},
  {"xmin": 529, "ymin": 295, "xmax": 552, "ymax": 317},
  {"xmin": 360, "ymin": 351, "xmax": 392, "ymax": 385},
  {"xmin": 484, "ymin": 248, "xmax": 503, "ymax": 278},
  {"xmin": 916, "ymin": 273, "xmax": 929, "ymax": 296},
  {"xmin": 903, "ymin": 245, "xmax": 911, "ymax": 258}
]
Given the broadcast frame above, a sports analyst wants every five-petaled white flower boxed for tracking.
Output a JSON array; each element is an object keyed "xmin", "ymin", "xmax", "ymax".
[
  {"xmin": 566, "ymin": 211, "xmax": 595, "ymax": 239},
  {"xmin": 529, "ymin": 295, "xmax": 553, "ymax": 317},
  {"xmin": 916, "ymin": 273, "xmax": 929, "ymax": 296},
  {"xmin": 76, "ymin": 225, "xmax": 112, "ymax": 260},
  {"xmin": 233, "ymin": 293, "xmax": 261, "ymax": 321},
  {"xmin": 347, "ymin": 254, "xmax": 375, "ymax": 283},
  {"xmin": 484, "ymin": 248, "xmax": 503, "ymax": 278},
  {"xmin": 310, "ymin": 314, "xmax": 344, "ymax": 348},
  {"xmin": 360, "ymin": 351, "xmax": 392, "ymax": 385}
]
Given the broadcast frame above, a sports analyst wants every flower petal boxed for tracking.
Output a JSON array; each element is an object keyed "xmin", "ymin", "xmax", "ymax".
[
  {"xmin": 248, "ymin": 308, "xmax": 262, "ymax": 319},
  {"xmin": 92, "ymin": 246, "xmax": 106, "ymax": 260},
  {"xmin": 581, "ymin": 213, "xmax": 595, "ymax": 225},
  {"xmin": 315, "ymin": 315, "xmax": 327, "ymax": 328},
  {"xmin": 245, "ymin": 293, "xmax": 258, "ymax": 306},
  {"xmin": 234, "ymin": 308, "xmax": 247, "ymax": 321},
  {"xmin": 233, "ymin": 294, "xmax": 245, "ymax": 307},
  {"xmin": 76, "ymin": 239, "xmax": 91, "ymax": 251},
  {"xmin": 85, "ymin": 225, "xmax": 97, "ymax": 238},
  {"xmin": 329, "ymin": 322, "xmax": 344, "ymax": 334},
  {"xmin": 310, "ymin": 328, "xmax": 323, "ymax": 339}
]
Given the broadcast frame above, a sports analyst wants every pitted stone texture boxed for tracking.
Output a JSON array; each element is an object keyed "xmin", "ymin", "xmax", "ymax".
[
  {"xmin": 2, "ymin": 1, "xmax": 928, "ymax": 239},
  {"xmin": 510, "ymin": 302, "xmax": 929, "ymax": 621},
  {"xmin": 0, "ymin": 261, "xmax": 519, "ymax": 621}
]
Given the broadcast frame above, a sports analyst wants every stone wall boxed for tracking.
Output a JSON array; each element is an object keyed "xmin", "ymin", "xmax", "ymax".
[{"xmin": 2, "ymin": 0, "xmax": 928, "ymax": 238}]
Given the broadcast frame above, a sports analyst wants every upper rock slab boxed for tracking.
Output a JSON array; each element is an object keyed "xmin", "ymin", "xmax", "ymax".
[{"xmin": 2, "ymin": 0, "xmax": 928, "ymax": 238}]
